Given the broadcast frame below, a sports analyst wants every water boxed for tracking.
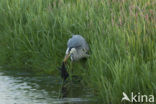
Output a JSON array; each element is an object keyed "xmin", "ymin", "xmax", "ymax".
[{"xmin": 0, "ymin": 70, "xmax": 95, "ymax": 104}]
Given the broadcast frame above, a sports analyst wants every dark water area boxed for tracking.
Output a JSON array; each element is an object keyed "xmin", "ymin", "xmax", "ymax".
[{"xmin": 0, "ymin": 70, "xmax": 96, "ymax": 104}]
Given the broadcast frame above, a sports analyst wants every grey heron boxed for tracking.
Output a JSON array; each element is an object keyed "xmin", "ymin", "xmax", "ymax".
[
  {"xmin": 63, "ymin": 35, "xmax": 89, "ymax": 62},
  {"xmin": 60, "ymin": 35, "xmax": 89, "ymax": 81}
]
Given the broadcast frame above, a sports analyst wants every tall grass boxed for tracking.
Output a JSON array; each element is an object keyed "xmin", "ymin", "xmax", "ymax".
[{"xmin": 0, "ymin": 0, "xmax": 155, "ymax": 103}]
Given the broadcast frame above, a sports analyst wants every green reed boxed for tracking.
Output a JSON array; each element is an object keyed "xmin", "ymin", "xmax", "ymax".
[{"xmin": 0, "ymin": 0, "xmax": 155, "ymax": 103}]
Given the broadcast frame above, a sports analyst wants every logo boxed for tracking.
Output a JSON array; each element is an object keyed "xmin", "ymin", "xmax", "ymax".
[
  {"xmin": 121, "ymin": 92, "xmax": 154, "ymax": 103},
  {"xmin": 121, "ymin": 92, "xmax": 131, "ymax": 102}
]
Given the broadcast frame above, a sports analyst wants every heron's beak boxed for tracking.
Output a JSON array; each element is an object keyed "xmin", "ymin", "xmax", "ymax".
[{"xmin": 63, "ymin": 53, "xmax": 71, "ymax": 62}]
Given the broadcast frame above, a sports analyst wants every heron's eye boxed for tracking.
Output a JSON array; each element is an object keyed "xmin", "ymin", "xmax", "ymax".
[{"xmin": 69, "ymin": 47, "xmax": 72, "ymax": 51}]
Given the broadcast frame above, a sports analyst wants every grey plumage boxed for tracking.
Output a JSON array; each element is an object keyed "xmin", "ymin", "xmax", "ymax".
[
  {"xmin": 67, "ymin": 35, "xmax": 89, "ymax": 50},
  {"xmin": 61, "ymin": 35, "xmax": 89, "ymax": 80},
  {"xmin": 66, "ymin": 35, "xmax": 89, "ymax": 61}
]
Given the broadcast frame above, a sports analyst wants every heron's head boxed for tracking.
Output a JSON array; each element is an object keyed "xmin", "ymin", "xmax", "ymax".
[{"xmin": 63, "ymin": 47, "xmax": 76, "ymax": 62}]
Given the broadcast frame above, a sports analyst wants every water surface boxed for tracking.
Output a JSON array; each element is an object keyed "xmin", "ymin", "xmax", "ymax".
[{"xmin": 0, "ymin": 70, "xmax": 95, "ymax": 104}]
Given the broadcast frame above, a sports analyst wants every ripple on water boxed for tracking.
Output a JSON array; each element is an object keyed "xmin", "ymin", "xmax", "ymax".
[{"xmin": 0, "ymin": 71, "xmax": 96, "ymax": 104}]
